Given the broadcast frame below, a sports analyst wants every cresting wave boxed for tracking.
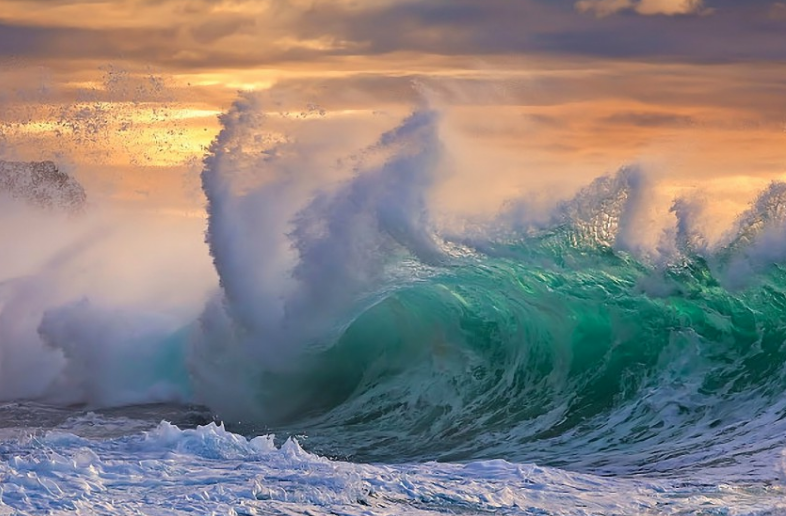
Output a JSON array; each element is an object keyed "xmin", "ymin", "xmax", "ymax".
[
  {"xmin": 188, "ymin": 94, "xmax": 786, "ymax": 479},
  {"xmin": 1, "ymin": 93, "xmax": 786, "ymax": 483}
]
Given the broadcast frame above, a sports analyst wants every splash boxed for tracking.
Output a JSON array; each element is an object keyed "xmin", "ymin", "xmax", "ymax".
[
  {"xmin": 191, "ymin": 93, "xmax": 444, "ymax": 420},
  {"xmin": 1, "ymin": 91, "xmax": 786, "ymax": 484}
]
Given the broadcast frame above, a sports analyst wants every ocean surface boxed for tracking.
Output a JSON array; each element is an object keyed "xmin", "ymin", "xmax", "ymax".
[{"xmin": 1, "ymin": 96, "xmax": 786, "ymax": 515}]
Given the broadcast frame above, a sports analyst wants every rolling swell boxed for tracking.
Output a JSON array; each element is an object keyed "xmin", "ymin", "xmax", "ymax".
[
  {"xmin": 285, "ymin": 236, "xmax": 786, "ymax": 476},
  {"xmin": 240, "ymin": 183, "xmax": 786, "ymax": 480},
  {"xmin": 196, "ymin": 95, "xmax": 786, "ymax": 480}
]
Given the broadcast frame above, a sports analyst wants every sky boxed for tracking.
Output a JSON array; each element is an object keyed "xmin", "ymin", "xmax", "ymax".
[{"xmin": 0, "ymin": 0, "xmax": 784, "ymax": 220}]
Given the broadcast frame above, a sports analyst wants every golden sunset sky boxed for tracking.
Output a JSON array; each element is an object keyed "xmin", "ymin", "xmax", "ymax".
[{"xmin": 1, "ymin": 0, "xmax": 785, "ymax": 221}]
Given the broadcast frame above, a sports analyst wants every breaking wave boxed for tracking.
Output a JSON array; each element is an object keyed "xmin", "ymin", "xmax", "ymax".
[{"xmin": 2, "ymin": 93, "xmax": 786, "ymax": 483}]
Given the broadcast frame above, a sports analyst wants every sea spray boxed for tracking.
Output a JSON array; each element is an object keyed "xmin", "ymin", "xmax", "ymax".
[
  {"xmin": 0, "ymin": 200, "xmax": 213, "ymax": 405},
  {"xmin": 192, "ymin": 93, "xmax": 444, "ymax": 420}
]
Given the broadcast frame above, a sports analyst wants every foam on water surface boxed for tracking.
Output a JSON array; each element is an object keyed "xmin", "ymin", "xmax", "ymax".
[{"xmin": 0, "ymin": 414, "xmax": 784, "ymax": 516}]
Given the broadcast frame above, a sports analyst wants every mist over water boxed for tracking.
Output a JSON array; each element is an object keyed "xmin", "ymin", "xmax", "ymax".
[
  {"xmin": 1, "ymin": 88, "xmax": 785, "ymax": 502},
  {"xmin": 0, "ymin": 198, "xmax": 214, "ymax": 405}
]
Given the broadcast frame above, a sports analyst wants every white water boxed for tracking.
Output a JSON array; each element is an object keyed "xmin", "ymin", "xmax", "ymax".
[{"xmin": 0, "ymin": 413, "xmax": 783, "ymax": 516}]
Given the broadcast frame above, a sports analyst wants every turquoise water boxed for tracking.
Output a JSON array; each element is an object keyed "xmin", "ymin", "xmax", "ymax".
[
  {"xmin": 239, "ymin": 214, "xmax": 786, "ymax": 479},
  {"xmin": 196, "ymin": 162, "xmax": 786, "ymax": 485}
]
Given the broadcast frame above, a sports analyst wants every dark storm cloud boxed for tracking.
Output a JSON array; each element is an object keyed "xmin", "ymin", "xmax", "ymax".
[
  {"xmin": 0, "ymin": 0, "xmax": 783, "ymax": 69},
  {"xmin": 280, "ymin": 0, "xmax": 786, "ymax": 63}
]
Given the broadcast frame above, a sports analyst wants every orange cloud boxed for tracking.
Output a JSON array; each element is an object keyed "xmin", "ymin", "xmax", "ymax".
[{"xmin": 0, "ymin": 0, "xmax": 783, "ymax": 215}]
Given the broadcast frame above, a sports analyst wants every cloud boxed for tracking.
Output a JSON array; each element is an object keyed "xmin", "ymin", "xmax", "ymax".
[
  {"xmin": 636, "ymin": 0, "xmax": 709, "ymax": 15},
  {"xmin": 189, "ymin": 15, "xmax": 256, "ymax": 45},
  {"xmin": 575, "ymin": 0, "xmax": 634, "ymax": 17},
  {"xmin": 576, "ymin": 0, "xmax": 709, "ymax": 17},
  {"xmin": 0, "ymin": 0, "xmax": 783, "ymax": 74},
  {"xmin": 602, "ymin": 111, "xmax": 696, "ymax": 127},
  {"xmin": 770, "ymin": 2, "xmax": 786, "ymax": 20}
]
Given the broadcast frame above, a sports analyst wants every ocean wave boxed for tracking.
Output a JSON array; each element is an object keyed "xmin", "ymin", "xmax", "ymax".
[{"xmin": 2, "ymin": 93, "xmax": 786, "ymax": 484}]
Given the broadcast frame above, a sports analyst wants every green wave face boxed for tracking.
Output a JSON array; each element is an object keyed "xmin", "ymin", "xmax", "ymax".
[
  {"xmin": 240, "ymin": 175, "xmax": 786, "ymax": 480},
  {"xmin": 199, "ymin": 103, "xmax": 786, "ymax": 478},
  {"xmin": 238, "ymin": 231, "xmax": 786, "ymax": 478}
]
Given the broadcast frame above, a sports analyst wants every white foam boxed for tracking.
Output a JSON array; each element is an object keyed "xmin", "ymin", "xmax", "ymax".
[{"xmin": 0, "ymin": 422, "xmax": 783, "ymax": 516}]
